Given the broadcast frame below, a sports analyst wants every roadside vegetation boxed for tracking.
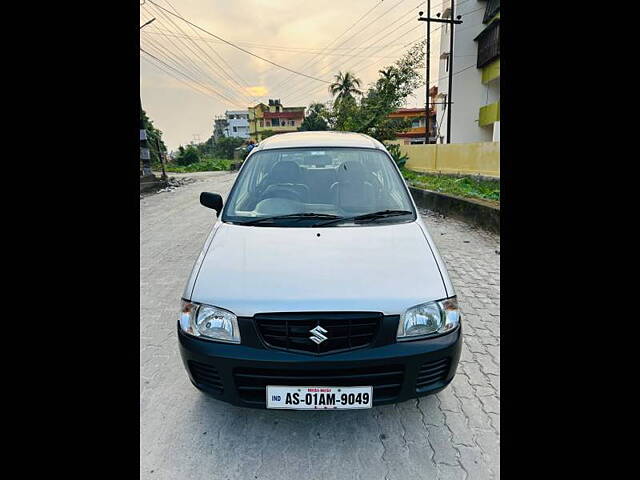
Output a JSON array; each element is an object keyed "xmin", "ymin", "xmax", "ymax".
[
  {"xmin": 164, "ymin": 136, "xmax": 244, "ymax": 173},
  {"xmin": 165, "ymin": 157, "xmax": 232, "ymax": 173},
  {"xmin": 401, "ymin": 168, "xmax": 500, "ymax": 205}
]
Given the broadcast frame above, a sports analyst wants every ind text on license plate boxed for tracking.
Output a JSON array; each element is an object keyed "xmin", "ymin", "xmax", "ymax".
[{"xmin": 266, "ymin": 386, "xmax": 372, "ymax": 410}]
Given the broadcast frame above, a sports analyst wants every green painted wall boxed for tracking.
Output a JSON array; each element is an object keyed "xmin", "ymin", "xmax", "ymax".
[
  {"xmin": 482, "ymin": 59, "xmax": 500, "ymax": 84},
  {"xmin": 479, "ymin": 102, "xmax": 500, "ymax": 127}
]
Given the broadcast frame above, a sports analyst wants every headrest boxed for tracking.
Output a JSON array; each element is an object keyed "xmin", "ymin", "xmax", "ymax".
[
  {"xmin": 336, "ymin": 161, "xmax": 366, "ymax": 180},
  {"xmin": 269, "ymin": 161, "xmax": 300, "ymax": 180}
]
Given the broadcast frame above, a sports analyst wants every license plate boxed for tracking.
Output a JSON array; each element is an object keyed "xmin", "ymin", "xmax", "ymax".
[{"xmin": 266, "ymin": 386, "xmax": 373, "ymax": 410}]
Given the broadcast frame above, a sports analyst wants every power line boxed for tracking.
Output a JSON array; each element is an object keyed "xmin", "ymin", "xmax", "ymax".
[
  {"xmin": 141, "ymin": 55, "xmax": 226, "ymax": 103},
  {"xmin": 283, "ymin": 21, "xmax": 424, "ymax": 103},
  {"xmin": 274, "ymin": 0, "xmax": 458, "ymax": 103},
  {"xmin": 141, "ymin": 6, "xmax": 252, "ymax": 106},
  {"xmin": 144, "ymin": 28, "xmax": 430, "ymax": 52},
  {"xmin": 144, "ymin": 3, "xmax": 254, "ymax": 105},
  {"xmin": 161, "ymin": 0, "xmax": 253, "ymax": 94},
  {"xmin": 141, "ymin": 30, "xmax": 404, "ymax": 58},
  {"xmin": 285, "ymin": 22, "xmax": 427, "ymax": 105},
  {"xmin": 268, "ymin": 0, "xmax": 387, "ymax": 94},
  {"xmin": 141, "ymin": 35, "xmax": 251, "ymax": 107},
  {"xmin": 286, "ymin": 3, "xmax": 485, "ymax": 108},
  {"xmin": 146, "ymin": 0, "xmax": 331, "ymax": 84},
  {"xmin": 140, "ymin": 48, "xmax": 246, "ymax": 107},
  {"xmin": 272, "ymin": 0, "xmax": 421, "ymax": 97}
]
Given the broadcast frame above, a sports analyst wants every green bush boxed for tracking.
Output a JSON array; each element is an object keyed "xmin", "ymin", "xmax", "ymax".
[
  {"xmin": 175, "ymin": 145, "xmax": 200, "ymax": 166},
  {"xmin": 213, "ymin": 137, "xmax": 245, "ymax": 159},
  {"xmin": 165, "ymin": 158, "xmax": 232, "ymax": 173},
  {"xmin": 386, "ymin": 144, "xmax": 409, "ymax": 169}
]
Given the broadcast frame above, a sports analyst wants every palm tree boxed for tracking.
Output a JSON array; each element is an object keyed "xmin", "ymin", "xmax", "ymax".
[
  {"xmin": 378, "ymin": 67, "xmax": 395, "ymax": 81},
  {"xmin": 328, "ymin": 71, "xmax": 362, "ymax": 104}
]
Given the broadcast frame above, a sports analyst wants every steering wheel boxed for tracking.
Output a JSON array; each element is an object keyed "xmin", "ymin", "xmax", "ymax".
[{"xmin": 261, "ymin": 183, "xmax": 305, "ymax": 203}]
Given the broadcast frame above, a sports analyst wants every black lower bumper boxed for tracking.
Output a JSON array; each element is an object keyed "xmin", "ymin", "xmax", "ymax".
[{"xmin": 178, "ymin": 324, "xmax": 462, "ymax": 408}]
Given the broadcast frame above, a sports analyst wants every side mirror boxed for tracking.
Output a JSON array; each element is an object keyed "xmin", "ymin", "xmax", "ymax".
[{"xmin": 200, "ymin": 192, "xmax": 223, "ymax": 215}]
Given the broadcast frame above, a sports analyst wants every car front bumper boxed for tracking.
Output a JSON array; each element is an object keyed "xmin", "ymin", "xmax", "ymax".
[{"xmin": 178, "ymin": 321, "xmax": 462, "ymax": 409}]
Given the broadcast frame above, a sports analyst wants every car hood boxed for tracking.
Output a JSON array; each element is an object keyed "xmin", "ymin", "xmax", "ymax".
[{"xmin": 190, "ymin": 221, "xmax": 447, "ymax": 317}]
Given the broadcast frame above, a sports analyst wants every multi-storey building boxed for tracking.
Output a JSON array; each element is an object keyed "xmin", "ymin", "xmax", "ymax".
[
  {"xmin": 435, "ymin": 0, "xmax": 500, "ymax": 143},
  {"xmin": 224, "ymin": 110, "xmax": 250, "ymax": 139},
  {"xmin": 389, "ymin": 87, "xmax": 439, "ymax": 144},
  {"xmin": 213, "ymin": 115, "xmax": 228, "ymax": 141},
  {"xmin": 248, "ymin": 99, "xmax": 305, "ymax": 142}
]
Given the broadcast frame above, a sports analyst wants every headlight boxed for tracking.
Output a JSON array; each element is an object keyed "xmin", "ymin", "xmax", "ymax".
[
  {"xmin": 179, "ymin": 300, "xmax": 241, "ymax": 344},
  {"xmin": 396, "ymin": 296, "xmax": 461, "ymax": 341}
]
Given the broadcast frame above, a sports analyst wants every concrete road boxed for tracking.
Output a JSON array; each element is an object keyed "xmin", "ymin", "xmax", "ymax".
[{"xmin": 140, "ymin": 171, "xmax": 500, "ymax": 480}]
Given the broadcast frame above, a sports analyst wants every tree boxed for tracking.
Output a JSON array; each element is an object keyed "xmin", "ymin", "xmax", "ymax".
[
  {"xmin": 328, "ymin": 71, "xmax": 362, "ymax": 105},
  {"xmin": 212, "ymin": 136, "xmax": 245, "ymax": 159},
  {"xmin": 258, "ymin": 130, "xmax": 278, "ymax": 140},
  {"xmin": 299, "ymin": 103, "xmax": 329, "ymax": 131},
  {"xmin": 195, "ymin": 135, "xmax": 215, "ymax": 156},
  {"xmin": 331, "ymin": 40, "xmax": 425, "ymax": 142},
  {"xmin": 141, "ymin": 109, "xmax": 167, "ymax": 166},
  {"xmin": 175, "ymin": 145, "xmax": 200, "ymax": 166}
]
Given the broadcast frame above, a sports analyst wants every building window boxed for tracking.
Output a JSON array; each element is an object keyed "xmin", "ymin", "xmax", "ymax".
[
  {"xmin": 475, "ymin": 20, "xmax": 500, "ymax": 68},
  {"xmin": 259, "ymin": 120, "xmax": 264, "ymax": 127},
  {"xmin": 441, "ymin": 52, "xmax": 450, "ymax": 72},
  {"xmin": 411, "ymin": 118, "xmax": 421, "ymax": 128},
  {"xmin": 272, "ymin": 119, "xmax": 280, "ymax": 127},
  {"xmin": 288, "ymin": 120, "xmax": 295, "ymax": 126}
]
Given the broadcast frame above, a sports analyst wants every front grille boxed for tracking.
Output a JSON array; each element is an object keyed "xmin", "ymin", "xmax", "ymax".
[
  {"xmin": 254, "ymin": 312, "xmax": 381, "ymax": 355},
  {"xmin": 415, "ymin": 358, "xmax": 450, "ymax": 392},
  {"xmin": 234, "ymin": 364, "xmax": 404, "ymax": 406},
  {"xmin": 188, "ymin": 361, "xmax": 224, "ymax": 394}
]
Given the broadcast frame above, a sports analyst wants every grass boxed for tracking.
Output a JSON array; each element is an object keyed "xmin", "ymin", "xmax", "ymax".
[
  {"xmin": 401, "ymin": 168, "xmax": 500, "ymax": 205},
  {"xmin": 164, "ymin": 157, "xmax": 233, "ymax": 173}
]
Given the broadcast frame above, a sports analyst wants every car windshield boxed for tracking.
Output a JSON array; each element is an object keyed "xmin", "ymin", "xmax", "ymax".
[{"xmin": 222, "ymin": 147, "xmax": 416, "ymax": 226}]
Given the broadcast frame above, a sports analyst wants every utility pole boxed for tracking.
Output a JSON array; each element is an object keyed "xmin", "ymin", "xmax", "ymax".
[
  {"xmin": 155, "ymin": 135, "xmax": 167, "ymax": 181},
  {"xmin": 419, "ymin": 3, "xmax": 462, "ymax": 144},
  {"xmin": 424, "ymin": 0, "xmax": 431, "ymax": 144},
  {"xmin": 140, "ymin": 17, "xmax": 156, "ymax": 177},
  {"xmin": 140, "ymin": 98, "xmax": 151, "ymax": 176}
]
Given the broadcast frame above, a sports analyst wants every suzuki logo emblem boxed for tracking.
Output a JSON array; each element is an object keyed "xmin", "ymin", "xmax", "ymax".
[{"xmin": 309, "ymin": 325, "xmax": 328, "ymax": 345}]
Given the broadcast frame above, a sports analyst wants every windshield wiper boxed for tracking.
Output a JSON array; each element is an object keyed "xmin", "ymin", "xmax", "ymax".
[
  {"xmin": 313, "ymin": 209, "xmax": 413, "ymax": 227},
  {"xmin": 238, "ymin": 212, "xmax": 341, "ymax": 226}
]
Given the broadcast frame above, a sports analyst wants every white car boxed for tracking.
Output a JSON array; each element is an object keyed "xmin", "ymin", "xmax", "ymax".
[{"xmin": 179, "ymin": 131, "xmax": 461, "ymax": 410}]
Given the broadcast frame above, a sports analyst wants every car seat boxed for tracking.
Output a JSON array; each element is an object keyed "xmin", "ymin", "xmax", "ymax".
[
  {"xmin": 330, "ymin": 161, "xmax": 376, "ymax": 213},
  {"xmin": 259, "ymin": 160, "xmax": 310, "ymax": 203}
]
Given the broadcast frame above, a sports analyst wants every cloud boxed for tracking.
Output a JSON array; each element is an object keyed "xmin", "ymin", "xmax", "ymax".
[{"xmin": 245, "ymin": 86, "xmax": 269, "ymax": 97}]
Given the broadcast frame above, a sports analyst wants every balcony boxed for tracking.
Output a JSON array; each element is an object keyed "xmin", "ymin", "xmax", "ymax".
[
  {"xmin": 258, "ymin": 125, "xmax": 298, "ymax": 133},
  {"xmin": 475, "ymin": 20, "xmax": 500, "ymax": 68},
  {"xmin": 482, "ymin": 58, "xmax": 500, "ymax": 84},
  {"xmin": 479, "ymin": 101, "xmax": 500, "ymax": 127}
]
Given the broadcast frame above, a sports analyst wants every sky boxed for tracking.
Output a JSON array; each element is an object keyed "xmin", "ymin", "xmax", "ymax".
[{"xmin": 140, "ymin": 0, "xmax": 443, "ymax": 151}]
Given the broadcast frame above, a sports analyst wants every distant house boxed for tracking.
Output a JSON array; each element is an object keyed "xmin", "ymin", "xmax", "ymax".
[
  {"xmin": 248, "ymin": 99, "xmax": 305, "ymax": 142},
  {"xmin": 213, "ymin": 116, "xmax": 228, "ymax": 141},
  {"xmin": 388, "ymin": 87, "xmax": 439, "ymax": 144},
  {"xmin": 224, "ymin": 110, "xmax": 250, "ymax": 139}
]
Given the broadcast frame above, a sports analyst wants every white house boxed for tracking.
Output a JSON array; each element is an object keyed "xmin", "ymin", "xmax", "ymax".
[
  {"xmin": 435, "ymin": 0, "xmax": 500, "ymax": 143},
  {"xmin": 224, "ymin": 110, "xmax": 250, "ymax": 139}
]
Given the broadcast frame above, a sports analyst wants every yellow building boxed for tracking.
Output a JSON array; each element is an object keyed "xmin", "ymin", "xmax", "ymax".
[{"xmin": 248, "ymin": 99, "xmax": 306, "ymax": 142}]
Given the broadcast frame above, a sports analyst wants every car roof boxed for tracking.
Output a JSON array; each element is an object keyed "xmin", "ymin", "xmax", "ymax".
[{"xmin": 253, "ymin": 131, "xmax": 386, "ymax": 152}]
